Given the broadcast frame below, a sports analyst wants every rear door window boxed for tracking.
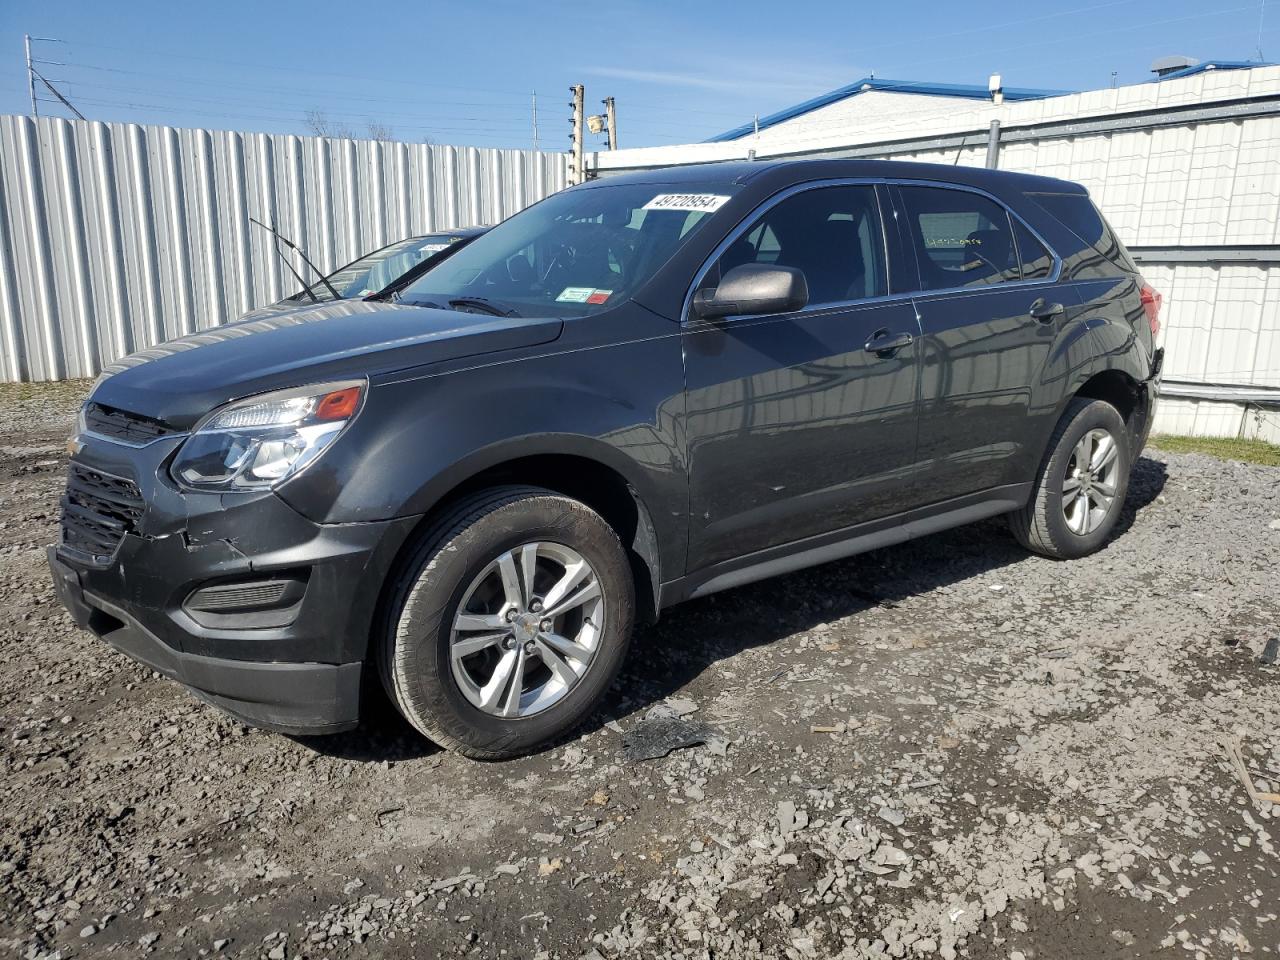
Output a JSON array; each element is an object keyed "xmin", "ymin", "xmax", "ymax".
[
  {"xmin": 713, "ymin": 185, "xmax": 888, "ymax": 307},
  {"xmin": 897, "ymin": 186, "xmax": 1021, "ymax": 290}
]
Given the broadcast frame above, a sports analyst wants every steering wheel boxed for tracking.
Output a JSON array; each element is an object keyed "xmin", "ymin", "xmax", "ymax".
[{"xmin": 540, "ymin": 239, "xmax": 578, "ymax": 284}]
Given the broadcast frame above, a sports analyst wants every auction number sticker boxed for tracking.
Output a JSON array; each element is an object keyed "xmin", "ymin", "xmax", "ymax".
[
  {"xmin": 642, "ymin": 193, "xmax": 730, "ymax": 213},
  {"xmin": 556, "ymin": 287, "xmax": 614, "ymax": 304}
]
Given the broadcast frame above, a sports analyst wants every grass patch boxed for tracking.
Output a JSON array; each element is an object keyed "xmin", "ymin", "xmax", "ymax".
[{"xmin": 1150, "ymin": 434, "xmax": 1280, "ymax": 466}]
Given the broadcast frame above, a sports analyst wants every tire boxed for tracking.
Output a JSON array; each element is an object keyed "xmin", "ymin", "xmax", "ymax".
[
  {"xmin": 1009, "ymin": 397, "xmax": 1131, "ymax": 560},
  {"xmin": 379, "ymin": 485, "xmax": 634, "ymax": 759}
]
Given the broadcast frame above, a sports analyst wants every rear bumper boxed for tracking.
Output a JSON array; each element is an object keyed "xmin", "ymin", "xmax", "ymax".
[
  {"xmin": 1137, "ymin": 347, "xmax": 1164, "ymax": 451},
  {"xmin": 50, "ymin": 546, "xmax": 363, "ymax": 734}
]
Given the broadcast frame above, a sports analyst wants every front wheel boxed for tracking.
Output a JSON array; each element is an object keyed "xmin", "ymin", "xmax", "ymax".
[
  {"xmin": 1010, "ymin": 397, "xmax": 1131, "ymax": 559},
  {"xmin": 379, "ymin": 486, "xmax": 634, "ymax": 759}
]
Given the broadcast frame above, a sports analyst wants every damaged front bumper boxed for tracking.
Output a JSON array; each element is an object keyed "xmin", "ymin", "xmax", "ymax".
[{"xmin": 48, "ymin": 433, "xmax": 418, "ymax": 735}]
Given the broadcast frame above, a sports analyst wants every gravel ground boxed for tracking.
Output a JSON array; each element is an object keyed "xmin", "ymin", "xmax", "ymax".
[{"xmin": 1, "ymin": 382, "xmax": 1277, "ymax": 960}]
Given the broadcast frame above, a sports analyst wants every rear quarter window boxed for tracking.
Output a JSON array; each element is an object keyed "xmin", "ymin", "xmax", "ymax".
[{"xmin": 1028, "ymin": 193, "xmax": 1138, "ymax": 274}]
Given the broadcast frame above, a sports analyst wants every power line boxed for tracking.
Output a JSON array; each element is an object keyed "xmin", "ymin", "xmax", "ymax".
[
  {"xmin": 58, "ymin": 98, "xmax": 537, "ymax": 136},
  {"xmin": 54, "ymin": 61, "xmax": 535, "ymax": 109},
  {"xmin": 60, "ymin": 39, "xmax": 535, "ymax": 98},
  {"xmin": 45, "ymin": 64, "xmax": 742, "ymax": 135},
  {"xmin": 44, "ymin": 96, "xmax": 530, "ymax": 135},
  {"xmin": 57, "ymin": 87, "xmax": 545, "ymax": 129},
  {"xmin": 45, "ymin": 77, "xmax": 552, "ymax": 128}
]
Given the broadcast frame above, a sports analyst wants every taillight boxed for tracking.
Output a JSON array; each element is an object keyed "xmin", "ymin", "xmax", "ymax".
[{"xmin": 1139, "ymin": 283, "xmax": 1162, "ymax": 338}]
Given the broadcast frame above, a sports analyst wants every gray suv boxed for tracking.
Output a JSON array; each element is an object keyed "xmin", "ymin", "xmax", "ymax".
[{"xmin": 49, "ymin": 159, "xmax": 1163, "ymax": 758}]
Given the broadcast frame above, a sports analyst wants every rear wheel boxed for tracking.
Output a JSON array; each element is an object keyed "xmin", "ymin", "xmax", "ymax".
[
  {"xmin": 1010, "ymin": 397, "xmax": 1131, "ymax": 559},
  {"xmin": 379, "ymin": 486, "xmax": 634, "ymax": 759}
]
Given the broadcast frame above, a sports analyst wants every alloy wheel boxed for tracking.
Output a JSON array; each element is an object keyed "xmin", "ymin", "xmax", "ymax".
[
  {"xmin": 1061, "ymin": 427, "xmax": 1120, "ymax": 535},
  {"xmin": 449, "ymin": 541, "xmax": 604, "ymax": 718}
]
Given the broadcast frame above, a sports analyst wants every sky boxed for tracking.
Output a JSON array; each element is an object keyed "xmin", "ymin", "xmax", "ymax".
[{"xmin": 1, "ymin": 0, "xmax": 1275, "ymax": 150}]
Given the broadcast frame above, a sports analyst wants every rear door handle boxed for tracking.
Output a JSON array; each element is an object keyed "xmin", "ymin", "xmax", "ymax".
[
  {"xmin": 1029, "ymin": 298, "xmax": 1064, "ymax": 323},
  {"xmin": 864, "ymin": 330, "xmax": 914, "ymax": 356}
]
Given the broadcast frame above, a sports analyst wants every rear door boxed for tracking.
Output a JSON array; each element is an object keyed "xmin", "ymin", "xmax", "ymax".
[
  {"xmin": 891, "ymin": 183, "xmax": 1064, "ymax": 504},
  {"xmin": 681, "ymin": 182, "xmax": 923, "ymax": 572}
]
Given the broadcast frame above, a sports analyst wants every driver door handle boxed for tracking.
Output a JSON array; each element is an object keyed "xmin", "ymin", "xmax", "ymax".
[{"xmin": 864, "ymin": 330, "xmax": 914, "ymax": 356}]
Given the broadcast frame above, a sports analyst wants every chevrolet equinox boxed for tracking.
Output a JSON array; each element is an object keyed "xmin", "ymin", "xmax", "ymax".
[{"xmin": 49, "ymin": 159, "xmax": 1164, "ymax": 758}]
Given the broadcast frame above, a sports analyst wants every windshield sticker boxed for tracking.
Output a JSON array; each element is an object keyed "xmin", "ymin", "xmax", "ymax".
[
  {"xmin": 642, "ymin": 193, "xmax": 730, "ymax": 213},
  {"xmin": 586, "ymin": 290, "xmax": 612, "ymax": 304},
  {"xmin": 556, "ymin": 286, "xmax": 597, "ymax": 303},
  {"xmin": 419, "ymin": 243, "xmax": 450, "ymax": 256}
]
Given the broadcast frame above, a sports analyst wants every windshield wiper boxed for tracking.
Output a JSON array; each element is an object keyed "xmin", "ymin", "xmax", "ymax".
[
  {"xmin": 447, "ymin": 297, "xmax": 521, "ymax": 318},
  {"xmin": 249, "ymin": 217, "xmax": 343, "ymax": 303}
]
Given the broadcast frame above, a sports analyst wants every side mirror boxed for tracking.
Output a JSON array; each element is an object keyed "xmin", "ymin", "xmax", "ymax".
[{"xmin": 692, "ymin": 263, "xmax": 809, "ymax": 321}]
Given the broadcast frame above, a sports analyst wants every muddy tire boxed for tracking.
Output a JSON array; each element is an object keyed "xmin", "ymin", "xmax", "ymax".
[
  {"xmin": 379, "ymin": 486, "xmax": 634, "ymax": 759},
  {"xmin": 1010, "ymin": 397, "xmax": 1131, "ymax": 560}
]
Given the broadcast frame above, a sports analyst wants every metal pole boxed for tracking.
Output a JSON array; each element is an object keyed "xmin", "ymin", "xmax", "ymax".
[
  {"xmin": 569, "ymin": 84, "xmax": 584, "ymax": 183},
  {"xmin": 25, "ymin": 34, "xmax": 37, "ymax": 116},
  {"xmin": 985, "ymin": 119, "xmax": 1001, "ymax": 169},
  {"xmin": 532, "ymin": 91, "xmax": 539, "ymax": 152},
  {"xmin": 603, "ymin": 96, "xmax": 617, "ymax": 150}
]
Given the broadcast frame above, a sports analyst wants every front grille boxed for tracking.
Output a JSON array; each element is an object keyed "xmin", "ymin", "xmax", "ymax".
[
  {"xmin": 60, "ymin": 464, "xmax": 145, "ymax": 563},
  {"xmin": 83, "ymin": 403, "xmax": 179, "ymax": 445}
]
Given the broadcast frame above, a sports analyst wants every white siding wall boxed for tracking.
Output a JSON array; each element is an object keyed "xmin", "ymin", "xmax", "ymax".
[{"xmin": 0, "ymin": 116, "xmax": 569, "ymax": 382}]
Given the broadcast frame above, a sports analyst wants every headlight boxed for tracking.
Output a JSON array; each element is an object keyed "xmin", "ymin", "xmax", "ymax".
[{"xmin": 171, "ymin": 380, "xmax": 364, "ymax": 491}]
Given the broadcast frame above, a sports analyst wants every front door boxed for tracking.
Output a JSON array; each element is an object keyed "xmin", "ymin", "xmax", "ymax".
[{"xmin": 681, "ymin": 183, "xmax": 922, "ymax": 573}]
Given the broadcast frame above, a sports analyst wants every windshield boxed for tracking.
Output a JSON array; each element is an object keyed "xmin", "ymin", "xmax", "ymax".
[
  {"xmin": 397, "ymin": 182, "xmax": 736, "ymax": 316},
  {"xmin": 295, "ymin": 234, "xmax": 471, "ymax": 303}
]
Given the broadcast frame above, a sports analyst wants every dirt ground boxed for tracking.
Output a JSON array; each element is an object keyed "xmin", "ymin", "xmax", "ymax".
[{"xmin": 1, "ymin": 383, "xmax": 1277, "ymax": 960}]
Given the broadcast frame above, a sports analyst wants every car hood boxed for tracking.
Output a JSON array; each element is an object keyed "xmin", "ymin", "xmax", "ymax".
[
  {"xmin": 235, "ymin": 299, "xmax": 315, "ymax": 321},
  {"xmin": 92, "ymin": 300, "xmax": 563, "ymax": 429}
]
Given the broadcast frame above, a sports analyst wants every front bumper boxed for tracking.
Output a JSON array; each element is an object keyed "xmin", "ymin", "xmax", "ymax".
[
  {"xmin": 50, "ymin": 547, "xmax": 362, "ymax": 734},
  {"xmin": 49, "ymin": 434, "xmax": 419, "ymax": 735}
]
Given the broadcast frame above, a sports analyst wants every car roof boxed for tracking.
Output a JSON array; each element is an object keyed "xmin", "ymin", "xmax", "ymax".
[{"xmin": 590, "ymin": 158, "xmax": 1086, "ymax": 196}]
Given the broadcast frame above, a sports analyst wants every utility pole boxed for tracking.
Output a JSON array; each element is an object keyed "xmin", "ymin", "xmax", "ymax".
[
  {"xmin": 568, "ymin": 84, "xmax": 584, "ymax": 184},
  {"xmin": 25, "ymin": 35, "xmax": 36, "ymax": 116},
  {"xmin": 529, "ymin": 90, "xmax": 540, "ymax": 152},
  {"xmin": 603, "ymin": 96, "xmax": 617, "ymax": 150}
]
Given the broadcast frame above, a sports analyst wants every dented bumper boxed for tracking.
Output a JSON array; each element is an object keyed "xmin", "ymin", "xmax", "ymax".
[{"xmin": 49, "ymin": 435, "xmax": 419, "ymax": 733}]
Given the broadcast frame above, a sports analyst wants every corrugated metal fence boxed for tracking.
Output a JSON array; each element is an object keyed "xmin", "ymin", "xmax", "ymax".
[{"xmin": 0, "ymin": 116, "xmax": 568, "ymax": 382}]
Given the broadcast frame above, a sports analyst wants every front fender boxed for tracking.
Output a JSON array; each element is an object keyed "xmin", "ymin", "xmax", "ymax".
[{"xmin": 278, "ymin": 328, "xmax": 689, "ymax": 581}]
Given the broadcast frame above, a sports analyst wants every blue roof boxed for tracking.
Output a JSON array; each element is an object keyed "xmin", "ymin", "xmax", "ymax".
[
  {"xmin": 1154, "ymin": 59, "xmax": 1272, "ymax": 81},
  {"xmin": 706, "ymin": 77, "xmax": 1069, "ymax": 143}
]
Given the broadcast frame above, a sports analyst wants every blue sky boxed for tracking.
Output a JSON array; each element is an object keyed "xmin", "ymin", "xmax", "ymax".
[{"xmin": 1, "ymin": 0, "xmax": 1275, "ymax": 149}]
